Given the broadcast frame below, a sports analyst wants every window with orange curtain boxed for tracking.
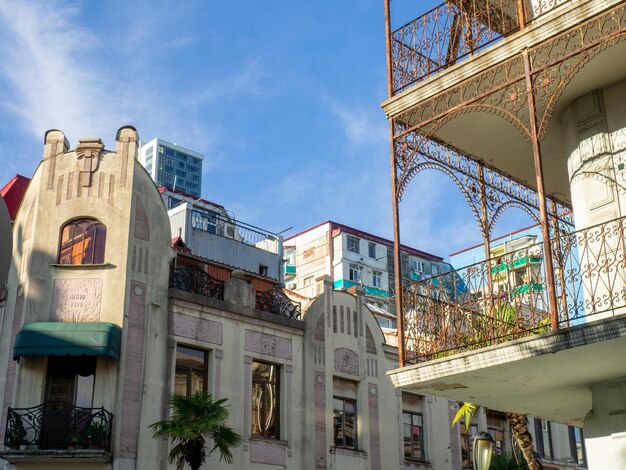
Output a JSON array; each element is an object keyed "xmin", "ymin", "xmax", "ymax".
[{"xmin": 58, "ymin": 219, "xmax": 106, "ymax": 265}]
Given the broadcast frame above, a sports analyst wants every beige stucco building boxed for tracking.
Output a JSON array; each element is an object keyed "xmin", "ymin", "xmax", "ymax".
[{"xmin": 0, "ymin": 128, "xmax": 468, "ymax": 469}]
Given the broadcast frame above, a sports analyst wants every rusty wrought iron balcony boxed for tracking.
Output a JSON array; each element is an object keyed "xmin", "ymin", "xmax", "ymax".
[
  {"xmin": 256, "ymin": 286, "xmax": 302, "ymax": 320},
  {"xmin": 389, "ymin": 0, "xmax": 569, "ymax": 94},
  {"xmin": 170, "ymin": 264, "xmax": 225, "ymax": 300},
  {"xmin": 400, "ymin": 215, "xmax": 626, "ymax": 364},
  {"xmin": 170, "ymin": 264, "xmax": 301, "ymax": 319},
  {"xmin": 1, "ymin": 401, "xmax": 112, "ymax": 462}
]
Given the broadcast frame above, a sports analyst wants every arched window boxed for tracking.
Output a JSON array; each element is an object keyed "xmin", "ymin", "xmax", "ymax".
[{"xmin": 58, "ymin": 218, "xmax": 106, "ymax": 265}]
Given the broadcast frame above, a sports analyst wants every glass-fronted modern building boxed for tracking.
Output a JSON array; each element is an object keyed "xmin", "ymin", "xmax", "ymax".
[{"xmin": 138, "ymin": 138, "xmax": 203, "ymax": 197}]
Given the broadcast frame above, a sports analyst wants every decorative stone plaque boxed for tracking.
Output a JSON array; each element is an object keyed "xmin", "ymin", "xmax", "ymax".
[
  {"xmin": 245, "ymin": 330, "xmax": 292, "ymax": 359},
  {"xmin": 334, "ymin": 348, "xmax": 359, "ymax": 376},
  {"xmin": 51, "ymin": 278, "xmax": 103, "ymax": 321}
]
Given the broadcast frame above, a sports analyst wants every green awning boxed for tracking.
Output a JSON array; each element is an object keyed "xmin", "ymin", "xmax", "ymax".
[{"xmin": 13, "ymin": 322, "xmax": 122, "ymax": 361}]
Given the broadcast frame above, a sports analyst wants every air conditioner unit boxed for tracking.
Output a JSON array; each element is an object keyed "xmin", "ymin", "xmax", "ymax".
[{"xmin": 287, "ymin": 282, "xmax": 297, "ymax": 290}]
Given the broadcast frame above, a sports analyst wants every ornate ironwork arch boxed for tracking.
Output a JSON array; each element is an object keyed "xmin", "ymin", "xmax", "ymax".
[
  {"xmin": 407, "ymin": 161, "xmax": 486, "ymax": 237},
  {"xmin": 534, "ymin": 30, "xmax": 626, "ymax": 139}
]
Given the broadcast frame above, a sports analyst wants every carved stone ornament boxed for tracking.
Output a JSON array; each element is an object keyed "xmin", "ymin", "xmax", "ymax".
[
  {"xmin": 51, "ymin": 278, "xmax": 103, "ymax": 322},
  {"xmin": 334, "ymin": 348, "xmax": 359, "ymax": 376},
  {"xmin": 245, "ymin": 330, "xmax": 292, "ymax": 359},
  {"xmin": 75, "ymin": 138, "xmax": 104, "ymax": 187}
]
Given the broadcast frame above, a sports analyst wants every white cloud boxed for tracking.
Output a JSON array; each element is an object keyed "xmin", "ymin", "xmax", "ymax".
[
  {"xmin": 0, "ymin": 1, "xmax": 125, "ymax": 143},
  {"xmin": 0, "ymin": 1, "xmax": 260, "ymax": 158},
  {"xmin": 325, "ymin": 97, "xmax": 388, "ymax": 147}
]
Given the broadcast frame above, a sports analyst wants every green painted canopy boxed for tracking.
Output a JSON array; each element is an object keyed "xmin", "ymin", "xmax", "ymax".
[{"xmin": 13, "ymin": 322, "xmax": 122, "ymax": 361}]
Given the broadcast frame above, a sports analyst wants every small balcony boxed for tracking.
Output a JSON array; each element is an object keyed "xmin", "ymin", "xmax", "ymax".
[
  {"xmin": 170, "ymin": 264, "xmax": 301, "ymax": 320},
  {"xmin": 390, "ymin": 0, "xmax": 569, "ymax": 94},
  {"xmin": 170, "ymin": 265, "xmax": 225, "ymax": 301},
  {"xmin": 401, "ymin": 215, "xmax": 626, "ymax": 364},
  {"xmin": 390, "ymin": 215, "xmax": 626, "ymax": 425},
  {"xmin": 0, "ymin": 401, "xmax": 112, "ymax": 463}
]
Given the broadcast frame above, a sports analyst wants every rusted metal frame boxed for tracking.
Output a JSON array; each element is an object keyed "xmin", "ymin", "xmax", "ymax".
[
  {"xmin": 522, "ymin": 49, "xmax": 559, "ymax": 331},
  {"xmin": 399, "ymin": 135, "xmax": 571, "ymax": 226},
  {"xmin": 516, "ymin": 0, "xmax": 526, "ymax": 30},
  {"xmin": 390, "ymin": 119, "xmax": 406, "ymax": 367},
  {"xmin": 445, "ymin": 12, "xmax": 463, "ymax": 65},
  {"xmin": 549, "ymin": 198, "xmax": 569, "ymax": 327},
  {"xmin": 386, "ymin": 0, "xmax": 406, "ymax": 366},
  {"xmin": 390, "ymin": 0, "xmax": 521, "ymax": 91},
  {"xmin": 477, "ymin": 163, "xmax": 495, "ymax": 341},
  {"xmin": 385, "ymin": 0, "xmax": 394, "ymax": 97},
  {"xmin": 394, "ymin": 2, "xmax": 626, "ymax": 141},
  {"xmin": 392, "ymin": 68, "xmax": 525, "ymax": 141}
]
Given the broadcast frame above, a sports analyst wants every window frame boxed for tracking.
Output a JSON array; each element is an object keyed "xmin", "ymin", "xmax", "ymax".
[
  {"xmin": 402, "ymin": 410, "xmax": 425, "ymax": 462},
  {"xmin": 569, "ymin": 426, "xmax": 586, "ymax": 466},
  {"xmin": 174, "ymin": 344, "xmax": 209, "ymax": 397},
  {"xmin": 346, "ymin": 235, "xmax": 360, "ymax": 254},
  {"xmin": 372, "ymin": 270, "xmax": 382, "ymax": 288},
  {"xmin": 348, "ymin": 263, "xmax": 362, "ymax": 283},
  {"xmin": 333, "ymin": 396, "xmax": 357, "ymax": 449},
  {"xmin": 368, "ymin": 242, "xmax": 376, "ymax": 258},
  {"xmin": 534, "ymin": 419, "xmax": 553, "ymax": 460},
  {"xmin": 251, "ymin": 360, "xmax": 280, "ymax": 440},
  {"xmin": 58, "ymin": 218, "xmax": 107, "ymax": 265}
]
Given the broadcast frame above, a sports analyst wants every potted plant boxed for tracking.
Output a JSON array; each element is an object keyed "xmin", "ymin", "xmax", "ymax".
[
  {"xmin": 86, "ymin": 421, "xmax": 106, "ymax": 450},
  {"xmin": 67, "ymin": 430, "xmax": 79, "ymax": 450},
  {"xmin": 6, "ymin": 417, "xmax": 27, "ymax": 450}
]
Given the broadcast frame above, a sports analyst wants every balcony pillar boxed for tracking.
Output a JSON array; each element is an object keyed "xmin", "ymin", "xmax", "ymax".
[
  {"xmin": 562, "ymin": 88, "xmax": 626, "ymax": 230},
  {"xmin": 562, "ymin": 86, "xmax": 626, "ymax": 321},
  {"xmin": 584, "ymin": 377, "xmax": 626, "ymax": 469},
  {"xmin": 523, "ymin": 50, "xmax": 559, "ymax": 331},
  {"xmin": 224, "ymin": 270, "xmax": 255, "ymax": 309}
]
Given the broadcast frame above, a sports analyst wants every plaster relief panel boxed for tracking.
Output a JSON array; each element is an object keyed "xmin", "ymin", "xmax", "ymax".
[
  {"xmin": 250, "ymin": 439, "xmax": 286, "ymax": 466},
  {"xmin": 245, "ymin": 330, "xmax": 292, "ymax": 359},
  {"xmin": 51, "ymin": 278, "xmax": 103, "ymax": 322},
  {"xmin": 169, "ymin": 312, "xmax": 223, "ymax": 345},
  {"xmin": 334, "ymin": 348, "xmax": 359, "ymax": 376}
]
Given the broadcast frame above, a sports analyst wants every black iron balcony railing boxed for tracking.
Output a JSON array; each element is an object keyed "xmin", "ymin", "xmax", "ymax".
[
  {"xmin": 390, "ymin": 0, "xmax": 569, "ymax": 93},
  {"xmin": 170, "ymin": 265, "xmax": 225, "ymax": 300},
  {"xmin": 170, "ymin": 265, "xmax": 301, "ymax": 319},
  {"xmin": 4, "ymin": 401, "xmax": 112, "ymax": 451},
  {"xmin": 190, "ymin": 208, "xmax": 280, "ymax": 255},
  {"xmin": 402, "ymin": 215, "xmax": 626, "ymax": 363},
  {"xmin": 256, "ymin": 287, "xmax": 302, "ymax": 320}
]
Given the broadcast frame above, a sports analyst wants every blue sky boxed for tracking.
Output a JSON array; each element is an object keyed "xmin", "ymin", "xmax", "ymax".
[{"xmin": 0, "ymin": 0, "xmax": 535, "ymax": 260}]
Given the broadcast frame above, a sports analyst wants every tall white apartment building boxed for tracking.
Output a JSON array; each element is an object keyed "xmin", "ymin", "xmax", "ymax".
[{"xmin": 138, "ymin": 138, "xmax": 203, "ymax": 198}]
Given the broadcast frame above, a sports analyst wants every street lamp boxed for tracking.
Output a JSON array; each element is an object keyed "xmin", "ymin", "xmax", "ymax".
[{"xmin": 472, "ymin": 431, "xmax": 495, "ymax": 470}]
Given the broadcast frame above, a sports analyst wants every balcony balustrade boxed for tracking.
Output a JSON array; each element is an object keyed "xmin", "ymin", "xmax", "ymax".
[
  {"xmin": 401, "ymin": 215, "xmax": 626, "ymax": 364},
  {"xmin": 3, "ymin": 401, "xmax": 112, "ymax": 453},
  {"xmin": 256, "ymin": 286, "xmax": 302, "ymax": 320},
  {"xmin": 169, "ymin": 265, "xmax": 225, "ymax": 300},
  {"xmin": 390, "ymin": 0, "xmax": 569, "ymax": 93},
  {"xmin": 170, "ymin": 265, "xmax": 301, "ymax": 319}
]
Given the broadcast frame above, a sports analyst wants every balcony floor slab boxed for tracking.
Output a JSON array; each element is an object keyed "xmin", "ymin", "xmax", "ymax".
[
  {"xmin": 388, "ymin": 314, "xmax": 626, "ymax": 426},
  {"xmin": 0, "ymin": 448, "xmax": 111, "ymax": 463}
]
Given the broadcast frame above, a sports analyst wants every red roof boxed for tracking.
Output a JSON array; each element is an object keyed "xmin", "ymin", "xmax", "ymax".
[
  {"xmin": 171, "ymin": 236, "xmax": 192, "ymax": 254},
  {"xmin": 285, "ymin": 220, "xmax": 444, "ymax": 262},
  {"xmin": 0, "ymin": 175, "xmax": 30, "ymax": 222}
]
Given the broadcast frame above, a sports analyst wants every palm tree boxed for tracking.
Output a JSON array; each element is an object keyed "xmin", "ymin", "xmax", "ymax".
[
  {"xmin": 150, "ymin": 391, "xmax": 242, "ymax": 470},
  {"xmin": 453, "ymin": 403, "xmax": 543, "ymax": 470}
]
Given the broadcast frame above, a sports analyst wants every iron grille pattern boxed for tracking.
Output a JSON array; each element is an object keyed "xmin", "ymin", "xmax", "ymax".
[
  {"xmin": 402, "ymin": 215, "xmax": 626, "ymax": 363},
  {"xmin": 391, "ymin": 0, "xmax": 569, "ymax": 93},
  {"xmin": 4, "ymin": 401, "xmax": 113, "ymax": 451},
  {"xmin": 169, "ymin": 265, "xmax": 225, "ymax": 300},
  {"xmin": 256, "ymin": 287, "xmax": 302, "ymax": 320}
]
